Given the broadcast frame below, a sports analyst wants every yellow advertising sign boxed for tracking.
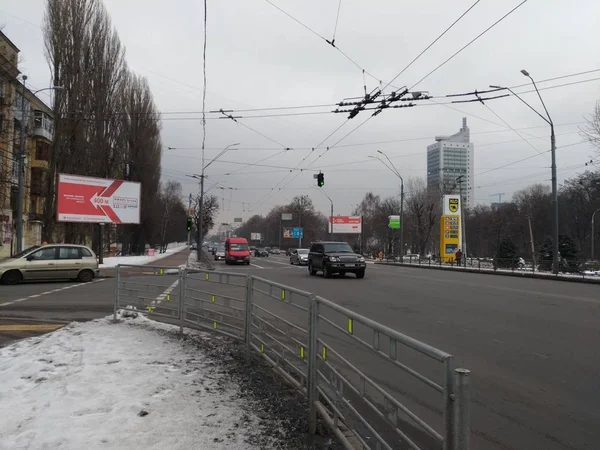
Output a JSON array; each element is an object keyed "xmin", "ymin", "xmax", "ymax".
[
  {"xmin": 440, "ymin": 215, "xmax": 461, "ymax": 262},
  {"xmin": 449, "ymin": 198, "xmax": 459, "ymax": 213}
]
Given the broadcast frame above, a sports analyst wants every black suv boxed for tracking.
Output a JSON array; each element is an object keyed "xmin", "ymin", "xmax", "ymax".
[{"xmin": 308, "ymin": 241, "xmax": 366, "ymax": 278}]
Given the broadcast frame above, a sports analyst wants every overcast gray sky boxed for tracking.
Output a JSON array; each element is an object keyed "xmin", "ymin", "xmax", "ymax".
[{"xmin": 3, "ymin": 0, "xmax": 600, "ymax": 225}]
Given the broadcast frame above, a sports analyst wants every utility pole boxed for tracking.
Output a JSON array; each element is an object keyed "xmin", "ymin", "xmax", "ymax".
[
  {"xmin": 528, "ymin": 215, "xmax": 536, "ymax": 268},
  {"xmin": 315, "ymin": 187, "xmax": 334, "ymax": 239},
  {"xmin": 16, "ymin": 75, "xmax": 27, "ymax": 254},
  {"xmin": 370, "ymin": 151, "xmax": 404, "ymax": 257},
  {"xmin": 490, "ymin": 193, "xmax": 505, "ymax": 204},
  {"xmin": 457, "ymin": 175, "xmax": 467, "ymax": 263},
  {"xmin": 492, "ymin": 70, "xmax": 558, "ymax": 274},
  {"xmin": 187, "ymin": 193, "xmax": 192, "ymax": 246},
  {"xmin": 592, "ymin": 209, "xmax": 600, "ymax": 260}
]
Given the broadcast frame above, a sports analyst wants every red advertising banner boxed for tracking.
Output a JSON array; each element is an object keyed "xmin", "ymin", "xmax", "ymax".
[
  {"xmin": 328, "ymin": 216, "xmax": 362, "ymax": 234},
  {"xmin": 56, "ymin": 174, "xmax": 141, "ymax": 224}
]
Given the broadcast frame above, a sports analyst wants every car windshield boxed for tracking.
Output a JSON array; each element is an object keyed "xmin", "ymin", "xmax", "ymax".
[
  {"xmin": 324, "ymin": 243, "xmax": 354, "ymax": 253},
  {"xmin": 231, "ymin": 244, "xmax": 248, "ymax": 251},
  {"xmin": 217, "ymin": 246, "xmax": 225, "ymax": 252},
  {"xmin": 12, "ymin": 245, "xmax": 40, "ymax": 258},
  {"xmin": 297, "ymin": 249, "xmax": 309, "ymax": 254}
]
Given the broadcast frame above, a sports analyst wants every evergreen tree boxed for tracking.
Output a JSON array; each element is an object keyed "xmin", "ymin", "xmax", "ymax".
[
  {"xmin": 496, "ymin": 238, "xmax": 518, "ymax": 269},
  {"xmin": 538, "ymin": 235, "xmax": 580, "ymax": 272}
]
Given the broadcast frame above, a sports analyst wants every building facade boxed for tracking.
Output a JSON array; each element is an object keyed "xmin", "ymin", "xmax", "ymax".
[
  {"xmin": 426, "ymin": 118, "xmax": 474, "ymax": 209},
  {"xmin": 0, "ymin": 31, "xmax": 54, "ymax": 258}
]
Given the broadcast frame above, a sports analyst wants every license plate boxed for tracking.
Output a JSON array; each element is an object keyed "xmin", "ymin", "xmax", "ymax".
[{"xmin": 345, "ymin": 263, "xmax": 355, "ymax": 267}]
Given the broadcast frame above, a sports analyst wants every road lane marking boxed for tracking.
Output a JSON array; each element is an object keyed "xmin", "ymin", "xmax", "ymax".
[
  {"xmin": 0, "ymin": 324, "xmax": 65, "ymax": 332},
  {"xmin": 250, "ymin": 263, "xmax": 264, "ymax": 269},
  {"xmin": 0, "ymin": 278, "xmax": 107, "ymax": 307},
  {"xmin": 533, "ymin": 352, "xmax": 548, "ymax": 359}
]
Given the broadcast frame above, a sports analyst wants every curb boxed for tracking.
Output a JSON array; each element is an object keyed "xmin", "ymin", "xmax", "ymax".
[{"xmin": 375, "ymin": 261, "xmax": 600, "ymax": 284}]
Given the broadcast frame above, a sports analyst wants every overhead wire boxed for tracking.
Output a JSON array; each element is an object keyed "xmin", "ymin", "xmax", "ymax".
[
  {"xmin": 382, "ymin": 0, "xmax": 483, "ymax": 92},
  {"xmin": 409, "ymin": 0, "xmax": 529, "ymax": 90}
]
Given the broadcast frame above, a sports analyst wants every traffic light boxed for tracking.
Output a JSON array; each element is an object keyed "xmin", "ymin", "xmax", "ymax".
[
  {"xmin": 317, "ymin": 172, "xmax": 324, "ymax": 187},
  {"xmin": 186, "ymin": 216, "xmax": 192, "ymax": 231}
]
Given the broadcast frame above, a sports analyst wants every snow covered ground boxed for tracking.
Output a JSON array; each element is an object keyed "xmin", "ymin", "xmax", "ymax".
[
  {"xmin": 100, "ymin": 242, "xmax": 188, "ymax": 268},
  {"xmin": 0, "ymin": 313, "xmax": 267, "ymax": 450}
]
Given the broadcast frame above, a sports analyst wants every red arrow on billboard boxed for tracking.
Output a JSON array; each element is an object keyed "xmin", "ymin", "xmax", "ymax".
[{"xmin": 98, "ymin": 180, "xmax": 124, "ymax": 223}]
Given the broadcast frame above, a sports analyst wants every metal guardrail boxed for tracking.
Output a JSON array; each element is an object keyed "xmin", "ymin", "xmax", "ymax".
[
  {"xmin": 380, "ymin": 256, "xmax": 600, "ymax": 281},
  {"xmin": 113, "ymin": 264, "xmax": 471, "ymax": 450}
]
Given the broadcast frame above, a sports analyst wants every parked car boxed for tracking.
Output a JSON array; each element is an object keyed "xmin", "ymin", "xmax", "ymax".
[
  {"xmin": 307, "ymin": 241, "xmax": 366, "ymax": 279},
  {"xmin": 0, "ymin": 244, "xmax": 100, "ymax": 285},
  {"xmin": 214, "ymin": 245, "xmax": 226, "ymax": 261},
  {"xmin": 225, "ymin": 238, "xmax": 250, "ymax": 265},
  {"xmin": 285, "ymin": 248, "xmax": 296, "ymax": 256},
  {"xmin": 254, "ymin": 247, "xmax": 269, "ymax": 257},
  {"xmin": 290, "ymin": 248, "xmax": 309, "ymax": 265}
]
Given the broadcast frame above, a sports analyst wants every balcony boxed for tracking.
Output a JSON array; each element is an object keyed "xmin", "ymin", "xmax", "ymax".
[{"xmin": 33, "ymin": 111, "xmax": 53, "ymax": 141}]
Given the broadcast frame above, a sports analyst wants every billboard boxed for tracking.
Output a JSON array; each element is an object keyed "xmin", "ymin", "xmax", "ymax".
[
  {"xmin": 329, "ymin": 216, "xmax": 362, "ymax": 234},
  {"xmin": 440, "ymin": 215, "xmax": 461, "ymax": 262},
  {"xmin": 56, "ymin": 174, "xmax": 141, "ymax": 224},
  {"xmin": 281, "ymin": 213, "xmax": 292, "ymax": 221},
  {"xmin": 250, "ymin": 232, "xmax": 262, "ymax": 241},
  {"xmin": 443, "ymin": 194, "xmax": 462, "ymax": 216}
]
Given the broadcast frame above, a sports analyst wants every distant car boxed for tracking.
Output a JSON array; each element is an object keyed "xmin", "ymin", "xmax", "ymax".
[
  {"xmin": 190, "ymin": 243, "xmax": 198, "ymax": 250},
  {"xmin": 290, "ymin": 248, "xmax": 309, "ymax": 265},
  {"xmin": 270, "ymin": 248, "xmax": 281, "ymax": 255},
  {"xmin": 254, "ymin": 248, "xmax": 269, "ymax": 257},
  {"xmin": 214, "ymin": 245, "xmax": 226, "ymax": 261},
  {"xmin": 285, "ymin": 248, "xmax": 296, "ymax": 256},
  {"xmin": 0, "ymin": 244, "xmax": 99, "ymax": 285},
  {"xmin": 307, "ymin": 241, "xmax": 366, "ymax": 279}
]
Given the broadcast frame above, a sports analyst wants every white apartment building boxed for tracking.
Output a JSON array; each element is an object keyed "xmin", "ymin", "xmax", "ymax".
[{"xmin": 426, "ymin": 117, "xmax": 474, "ymax": 209}]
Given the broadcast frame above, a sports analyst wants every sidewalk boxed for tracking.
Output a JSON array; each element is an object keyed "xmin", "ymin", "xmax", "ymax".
[
  {"xmin": 100, "ymin": 247, "xmax": 191, "ymax": 278},
  {"xmin": 0, "ymin": 313, "xmax": 342, "ymax": 450}
]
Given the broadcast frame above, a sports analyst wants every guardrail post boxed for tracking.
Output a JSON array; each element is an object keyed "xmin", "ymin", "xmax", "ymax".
[
  {"xmin": 443, "ymin": 356, "xmax": 456, "ymax": 450},
  {"xmin": 179, "ymin": 268, "xmax": 186, "ymax": 335},
  {"xmin": 244, "ymin": 276, "xmax": 254, "ymax": 357},
  {"xmin": 453, "ymin": 368, "xmax": 471, "ymax": 450},
  {"xmin": 307, "ymin": 293, "xmax": 319, "ymax": 436},
  {"xmin": 113, "ymin": 265, "xmax": 120, "ymax": 321}
]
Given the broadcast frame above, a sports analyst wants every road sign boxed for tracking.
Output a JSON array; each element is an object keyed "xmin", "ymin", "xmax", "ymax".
[
  {"xmin": 250, "ymin": 232, "xmax": 262, "ymax": 240},
  {"xmin": 233, "ymin": 217, "xmax": 243, "ymax": 223},
  {"xmin": 281, "ymin": 213, "xmax": 292, "ymax": 221},
  {"xmin": 292, "ymin": 227, "xmax": 304, "ymax": 239},
  {"xmin": 329, "ymin": 216, "xmax": 362, "ymax": 234},
  {"xmin": 56, "ymin": 174, "xmax": 141, "ymax": 224},
  {"xmin": 388, "ymin": 215, "xmax": 400, "ymax": 229}
]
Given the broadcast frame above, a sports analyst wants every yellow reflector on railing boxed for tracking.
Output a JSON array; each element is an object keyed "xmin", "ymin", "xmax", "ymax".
[
  {"xmin": 147, "ymin": 306, "xmax": 155, "ymax": 313},
  {"xmin": 159, "ymin": 268, "xmax": 164, "ymax": 275},
  {"xmin": 321, "ymin": 346, "xmax": 327, "ymax": 361},
  {"xmin": 299, "ymin": 346, "xmax": 305, "ymax": 359},
  {"xmin": 348, "ymin": 318, "xmax": 353, "ymax": 334},
  {"xmin": 281, "ymin": 290, "xmax": 285, "ymax": 301},
  {"xmin": 260, "ymin": 343, "xmax": 265, "ymax": 353},
  {"xmin": 166, "ymin": 294, "xmax": 170, "ymax": 301},
  {"xmin": 211, "ymin": 295, "xmax": 215, "ymax": 303},
  {"xmin": 213, "ymin": 321, "xmax": 217, "ymax": 329},
  {"xmin": 205, "ymin": 273, "xmax": 210, "ymax": 280}
]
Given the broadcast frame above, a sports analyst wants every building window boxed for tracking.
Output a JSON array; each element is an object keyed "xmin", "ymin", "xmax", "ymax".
[
  {"xmin": 35, "ymin": 141, "xmax": 51, "ymax": 162},
  {"xmin": 30, "ymin": 168, "xmax": 46, "ymax": 196}
]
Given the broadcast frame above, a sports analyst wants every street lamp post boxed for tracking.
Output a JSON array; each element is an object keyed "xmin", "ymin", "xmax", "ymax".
[
  {"xmin": 15, "ymin": 78, "xmax": 63, "ymax": 253},
  {"xmin": 370, "ymin": 151, "xmax": 404, "ymax": 259},
  {"xmin": 491, "ymin": 70, "xmax": 558, "ymax": 274},
  {"xmin": 315, "ymin": 187, "xmax": 334, "ymax": 239},
  {"xmin": 190, "ymin": 143, "xmax": 239, "ymax": 257},
  {"xmin": 592, "ymin": 209, "xmax": 600, "ymax": 261}
]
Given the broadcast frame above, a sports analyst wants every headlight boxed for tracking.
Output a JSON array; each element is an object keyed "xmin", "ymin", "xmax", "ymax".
[
  {"xmin": 328, "ymin": 256, "xmax": 339, "ymax": 262},
  {"xmin": 358, "ymin": 256, "xmax": 365, "ymax": 262}
]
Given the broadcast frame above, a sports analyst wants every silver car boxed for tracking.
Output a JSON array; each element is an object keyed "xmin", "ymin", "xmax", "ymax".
[
  {"xmin": 214, "ymin": 245, "xmax": 226, "ymax": 261},
  {"xmin": 0, "ymin": 244, "xmax": 99, "ymax": 285},
  {"xmin": 290, "ymin": 248, "xmax": 309, "ymax": 265}
]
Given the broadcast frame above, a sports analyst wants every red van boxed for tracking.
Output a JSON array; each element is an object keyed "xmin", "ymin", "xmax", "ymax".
[{"xmin": 225, "ymin": 237, "xmax": 251, "ymax": 265}]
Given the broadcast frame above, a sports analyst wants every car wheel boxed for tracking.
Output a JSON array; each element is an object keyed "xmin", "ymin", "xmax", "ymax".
[
  {"xmin": 323, "ymin": 264, "xmax": 332, "ymax": 278},
  {"xmin": 1, "ymin": 270, "xmax": 22, "ymax": 285},
  {"xmin": 356, "ymin": 269, "xmax": 365, "ymax": 279},
  {"xmin": 308, "ymin": 263, "xmax": 317, "ymax": 276},
  {"xmin": 77, "ymin": 269, "xmax": 94, "ymax": 283}
]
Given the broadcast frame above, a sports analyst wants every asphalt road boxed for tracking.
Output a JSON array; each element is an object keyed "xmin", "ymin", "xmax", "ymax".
[
  {"xmin": 0, "ymin": 250, "xmax": 190, "ymax": 346},
  {"xmin": 211, "ymin": 254, "xmax": 600, "ymax": 450},
  {"xmin": 2, "ymin": 249, "xmax": 598, "ymax": 450}
]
